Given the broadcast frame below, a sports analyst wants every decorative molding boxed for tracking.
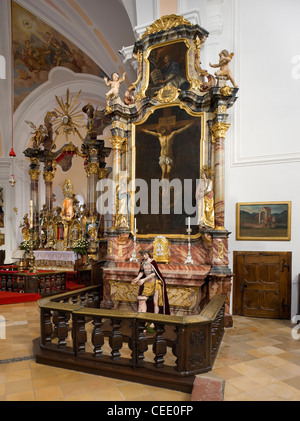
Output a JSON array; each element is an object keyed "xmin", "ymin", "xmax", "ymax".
[{"xmin": 134, "ymin": 9, "xmax": 201, "ymax": 39}]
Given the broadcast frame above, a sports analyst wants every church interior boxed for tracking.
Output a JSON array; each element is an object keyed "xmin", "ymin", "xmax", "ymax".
[{"xmin": 0, "ymin": 0, "xmax": 300, "ymax": 403}]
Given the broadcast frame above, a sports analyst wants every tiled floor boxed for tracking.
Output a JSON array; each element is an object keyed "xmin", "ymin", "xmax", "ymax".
[{"xmin": 0, "ymin": 301, "xmax": 300, "ymax": 401}]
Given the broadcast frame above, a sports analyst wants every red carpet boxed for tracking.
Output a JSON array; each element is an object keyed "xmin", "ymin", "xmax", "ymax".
[
  {"xmin": 0, "ymin": 291, "xmax": 41, "ymax": 305},
  {"xmin": 66, "ymin": 281, "xmax": 85, "ymax": 291}
]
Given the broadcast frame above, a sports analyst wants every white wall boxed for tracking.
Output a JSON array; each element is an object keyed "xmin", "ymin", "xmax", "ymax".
[
  {"xmin": 134, "ymin": 0, "xmax": 300, "ymax": 318},
  {"xmin": 223, "ymin": 0, "xmax": 300, "ymax": 318}
]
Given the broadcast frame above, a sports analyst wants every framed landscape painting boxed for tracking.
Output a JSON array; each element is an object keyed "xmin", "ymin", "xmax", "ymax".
[{"xmin": 236, "ymin": 201, "xmax": 291, "ymax": 241}]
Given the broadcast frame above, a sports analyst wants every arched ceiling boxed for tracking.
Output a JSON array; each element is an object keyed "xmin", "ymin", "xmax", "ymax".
[
  {"xmin": 16, "ymin": 0, "xmax": 137, "ymax": 79},
  {"xmin": 13, "ymin": 0, "xmax": 138, "ymax": 153}
]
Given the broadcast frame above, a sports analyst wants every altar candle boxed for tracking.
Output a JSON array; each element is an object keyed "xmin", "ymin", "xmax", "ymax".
[
  {"xmin": 188, "ymin": 217, "xmax": 190, "ymax": 231},
  {"xmin": 134, "ymin": 218, "xmax": 136, "ymax": 233},
  {"xmin": 30, "ymin": 200, "xmax": 33, "ymax": 228}
]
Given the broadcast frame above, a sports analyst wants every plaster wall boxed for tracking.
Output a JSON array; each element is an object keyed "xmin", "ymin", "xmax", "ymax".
[
  {"xmin": 222, "ymin": 0, "xmax": 300, "ymax": 318},
  {"xmin": 134, "ymin": 0, "xmax": 300, "ymax": 318}
]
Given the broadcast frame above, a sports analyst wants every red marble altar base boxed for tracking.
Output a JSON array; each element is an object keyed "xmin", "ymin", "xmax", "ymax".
[{"xmin": 101, "ymin": 262, "xmax": 211, "ymax": 316}]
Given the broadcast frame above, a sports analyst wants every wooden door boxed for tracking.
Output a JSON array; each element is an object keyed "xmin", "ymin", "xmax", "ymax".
[{"xmin": 233, "ymin": 251, "xmax": 291, "ymax": 319}]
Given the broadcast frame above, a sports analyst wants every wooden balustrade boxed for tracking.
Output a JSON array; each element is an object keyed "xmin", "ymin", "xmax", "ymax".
[
  {"xmin": 33, "ymin": 286, "xmax": 226, "ymax": 393},
  {"xmin": 0, "ymin": 270, "xmax": 66, "ymax": 295}
]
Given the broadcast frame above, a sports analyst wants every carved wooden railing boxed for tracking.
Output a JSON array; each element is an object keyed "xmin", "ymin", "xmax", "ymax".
[
  {"xmin": 0, "ymin": 270, "xmax": 66, "ymax": 295},
  {"xmin": 35, "ymin": 286, "xmax": 225, "ymax": 392}
]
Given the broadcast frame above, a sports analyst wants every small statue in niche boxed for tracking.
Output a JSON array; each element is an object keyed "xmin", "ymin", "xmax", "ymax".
[
  {"xmin": 209, "ymin": 50, "xmax": 238, "ymax": 87},
  {"xmin": 116, "ymin": 171, "xmax": 130, "ymax": 228},
  {"xmin": 104, "ymin": 72, "xmax": 126, "ymax": 107},
  {"xmin": 20, "ymin": 213, "xmax": 30, "ymax": 241},
  {"xmin": 195, "ymin": 170, "xmax": 215, "ymax": 229}
]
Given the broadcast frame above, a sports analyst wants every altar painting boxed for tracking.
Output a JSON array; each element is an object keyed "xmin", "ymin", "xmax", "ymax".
[
  {"xmin": 133, "ymin": 105, "xmax": 202, "ymax": 236},
  {"xmin": 145, "ymin": 40, "xmax": 191, "ymax": 98}
]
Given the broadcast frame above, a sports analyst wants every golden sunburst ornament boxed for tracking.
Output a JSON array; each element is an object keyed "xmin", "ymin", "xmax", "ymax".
[{"xmin": 52, "ymin": 89, "xmax": 84, "ymax": 143}]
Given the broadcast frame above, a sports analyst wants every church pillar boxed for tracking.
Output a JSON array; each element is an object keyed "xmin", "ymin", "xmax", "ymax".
[
  {"xmin": 28, "ymin": 158, "xmax": 40, "ymax": 243},
  {"xmin": 209, "ymin": 120, "xmax": 232, "ymax": 327},
  {"xmin": 210, "ymin": 121, "xmax": 230, "ymax": 230},
  {"xmin": 85, "ymin": 160, "xmax": 99, "ymax": 217},
  {"xmin": 43, "ymin": 170, "xmax": 54, "ymax": 212},
  {"xmin": 110, "ymin": 135, "xmax": 126, "ymax": 228}
]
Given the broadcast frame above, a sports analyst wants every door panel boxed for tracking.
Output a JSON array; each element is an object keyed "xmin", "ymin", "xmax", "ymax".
[{"xmin": 233, "ymin": 251, "xmax": 291, "ymax": 319}]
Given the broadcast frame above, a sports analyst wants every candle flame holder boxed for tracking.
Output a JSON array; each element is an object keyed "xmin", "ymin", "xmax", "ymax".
[
  {"xmin": 184, "ymin": 227, "xmax": 194, "ymax": 264},
  {"xmin": 130, "ymin": 229, "xmax": 139, "ymax": 263}
]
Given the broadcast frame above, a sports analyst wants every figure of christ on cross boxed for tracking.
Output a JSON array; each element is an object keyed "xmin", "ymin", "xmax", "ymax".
[{"xmin": 138, "ymin": 113, "xmax": 194, "ymax": 181}]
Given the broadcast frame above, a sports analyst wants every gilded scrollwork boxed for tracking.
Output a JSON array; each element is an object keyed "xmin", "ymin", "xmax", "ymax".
[{"xmin": 139, "ymin": 14, "xmax": 193, "ymax": 40}]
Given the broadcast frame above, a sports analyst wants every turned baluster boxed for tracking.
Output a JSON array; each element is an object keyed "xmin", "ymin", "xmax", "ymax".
[
  {"xmin": 52, "ymin": 311, "xmax": 58, "ymax": 337},
  {"xmin": 50, "ymin": 274, "xmax": 55, "ymax": 292},
  {"xmin": 41, "ymin": 309, "xmax": 53, "ymax": 346},
  {"xmin": 1, "ymin": 274, "xmax": 6, "ymax": 290},
  {"xmin": 153, "ymin": 323, "xmax": 167, "ymax": 368},
  {"xmin": 57, "ymin": 311, "xmax": 69, "ymax": 349},
  {"xmin": 39, "ymin": 275, "xmax": 45, "ymax": 294},
  {"xmin": 87, "ymin": 291, "xmax": 94, "ymax": 307},
  {"xmin": 72, "ymin": 294, "xmax": 79, "ymax": 305},
  {"xmin": 92, "ymin": 317, "xmax": 104, "ymax": 358},
  {"xmin": 12, "ymin": 274, "xmax": 18, "ymax": 292},
  {"xmin": 61, "ymin": 273, "xmax": 66, "ymax": 290},
  {"xmin": 56, "ymin": 273, "xmax": 61, "ymax": 291},
  {"xmin": 172, "ymin": 325, "xmax": 186, "ymax": 373},
  {"xmin": 18, "ymin": 275, "xmax": 24, "ymax": 293},
  {"xmin": 79, "ymin": 291, "xmax": 86, "ymax": 306},
  {"xmin": 109, "ymin": 319, "xmax": 123, "ymax": 360},
  {"xmin": 93, "ymin": 289, "xmax": 101, "ymax": 308},
  {"xmin": 74, "ymin": 314, "xmax": 87, "ymax": 354},
  {"xmin": 7, "ymin": 274, "xmax": 12, "ymax": 291},
  {"xmin": 45, "ymin": 275, "xmax": 50, "ymax": 294},
  {"xmin": 129, "ymin": 320, "xmax": 148, "ymax": 367}
]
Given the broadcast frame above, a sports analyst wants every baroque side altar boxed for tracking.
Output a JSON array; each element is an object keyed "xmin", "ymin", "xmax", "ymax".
[
  {"xmin": 20, "ymin": 15, "xmax": 238, "ymax": 327},
  {"xmin": 99, "ymin": 15, "xmax": 238, "ymax": 327}
]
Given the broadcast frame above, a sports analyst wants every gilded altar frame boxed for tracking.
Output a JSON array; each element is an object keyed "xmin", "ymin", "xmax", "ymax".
[{"xmin": 140, "ymin": 38, "xmax": 193, "ymax": 100}]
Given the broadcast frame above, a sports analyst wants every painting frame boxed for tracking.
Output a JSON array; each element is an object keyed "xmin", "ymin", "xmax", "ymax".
[{"xmin": 236, "ymin": 201, "xmax": 291, "ymax": 241}]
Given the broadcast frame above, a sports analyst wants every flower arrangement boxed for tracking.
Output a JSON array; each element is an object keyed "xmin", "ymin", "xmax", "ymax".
[
  {"xmin": 72, "ymin": 237, "xmax": 89, "ymax": 255},
  {"xmin": 20, "ymin": 240, "xmax": 31, "ymax": 251}
]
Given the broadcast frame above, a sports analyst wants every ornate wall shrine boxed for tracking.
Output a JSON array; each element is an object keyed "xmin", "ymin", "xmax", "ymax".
[
  {"xmin": 99, "ymin": 15, "xmax": 238, "ymax": 327},
  {"xmin": 21, "ymin": 89, "xmax": 112, "ymax": 274}
]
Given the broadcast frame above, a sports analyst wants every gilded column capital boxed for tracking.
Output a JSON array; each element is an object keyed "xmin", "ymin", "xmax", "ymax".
[
  {"xmin": 85, "ymin": 161, "xmax": 99, "ymax": 177},
  {"xmin": 99, "ymin": 167, "xmax": 109, "ymax": 179},
  {"xmin": 43, "ymin": 171, "xmax": 55, "ymax": 182},
  {"xmin": 211, "ymin": 122, "xmax": 230, "ymax": 142},
  {"xmin": 28, "ymin": 168, "xmax": 40, "ymax": 181},
  {"xmin": 30, "ymin": 157, "xmax": 39, "ymax": 166},
  {"xmin": 110, "ymin": 135, "xmax": 126, "ymax": 150}
]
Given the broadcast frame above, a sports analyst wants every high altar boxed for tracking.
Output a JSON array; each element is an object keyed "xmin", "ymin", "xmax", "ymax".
[{"xmin": 21, "ymin": 15, "xmax": 238, "ymax": 327}]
